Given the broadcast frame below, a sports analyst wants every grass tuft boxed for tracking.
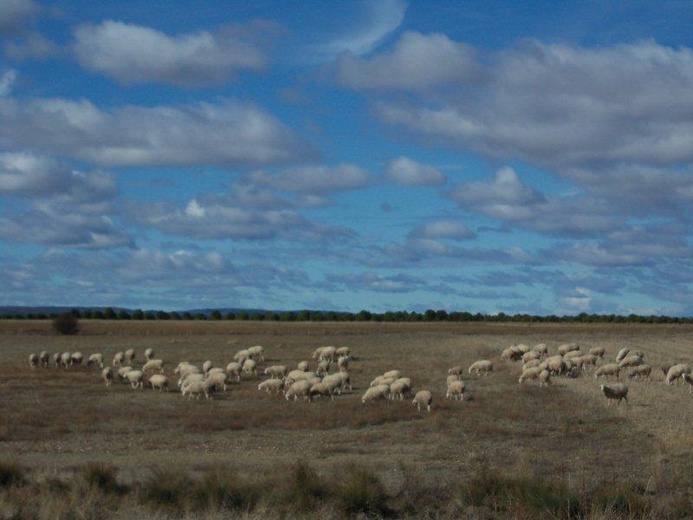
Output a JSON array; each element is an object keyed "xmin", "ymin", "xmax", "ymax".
[{"xmin": 0, "ymin": 461, "xmax": 24, "ymax": 489}]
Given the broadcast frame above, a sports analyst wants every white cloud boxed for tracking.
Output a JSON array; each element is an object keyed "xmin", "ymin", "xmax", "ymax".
[
  {"xmin": 336, "ymin": 31, "xmax": 478, "ymax": 91},
  {"xmin": 385, "ymin": 156, "xmax": 446, "ymax": 186},
  {"xmin": 73, "ymin": 20, "xmax": 265, "ymax": 87},
  {"xmin": 0, "ymin": 70, "xmax": 17, "ymax": 96},
  {"xmin": 249, "ymin": 164, "xmax": 372, "ymax": 194},
  {"xmin": 0, "ymin": 0, "xmax": 37, "ymax": 35},
  {"xmin": 0, "ymin": 97, "xmax": 309, "ymax": 167},
  {"xmin": 409, "ymin": 220, "xmax": 474, "ymax": 241}
]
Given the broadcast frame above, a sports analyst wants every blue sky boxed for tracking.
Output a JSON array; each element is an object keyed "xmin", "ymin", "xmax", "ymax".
[{"xmin": 2, "ymin": 0, "xmax": 693, "ymax": 315}]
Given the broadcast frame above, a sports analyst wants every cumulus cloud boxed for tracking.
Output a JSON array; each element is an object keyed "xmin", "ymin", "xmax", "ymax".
[
  {"xmin": 385, "ymin": 156, "xmax": 446, "ymax": 186},
  {"xmin": 409, "ymin": 220, "xmax": 475, "ymax": 241},
  {"xmin": 0, "ymin": 0, "xmax": 38, "ymax": 36},
  {"xmin": 0, "ymin": 97, "xmax": 310, "ymax": 167},
  {"xmin": 373, "ymin": 39, "xmax": 693, "ymax": 168},
  {"xmin": 73, "ymin": 20, "xmax": 265, "ymax": 87},
  {"xmin": 336, "ymin": 31, "xmax": 478, "ymax": 90},
  {"xmin": 0, "ymin": 70, "xmax": 17, "ymax": 96},
  {"xmin": 249, "ymin": 164, "xmax": 372, "ymax": 195},
  {"xmin": 0, "ymin": 152, "xmax": 131, "ymax": 249}
]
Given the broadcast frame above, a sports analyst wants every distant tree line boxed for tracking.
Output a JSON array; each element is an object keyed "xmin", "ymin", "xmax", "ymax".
[{"xmin": 3, "ymin": 308, "xmax": 693, "ymax": 324}]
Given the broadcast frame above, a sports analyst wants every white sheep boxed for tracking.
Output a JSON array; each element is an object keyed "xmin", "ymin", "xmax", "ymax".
[
  {"xmin": 447, "ymin": 366, "xmax": 464, "ymax": 376},
  {"xmin": 683, "ymin": 373, "xmax": 693, "ymax": 392},
  {"xmin": 178, "ymin": 372, "xmax": 205, "ymax": 390},
  {"xmin": 142, "ymin": 359, "xmax": 164, "ymax": 374},
  {"xmin": 564, "ymin": 350, "xmax": 583, "ymax": 360},
  {"xmin": 446, "ymin": 380, "xmax": 465, "ymax": 401},
  {"xmin": 87, "ymin": 353, "xmax": 104, "ymax": 368},
  {"xmin": 297, "ymin": 361, "xmax": 310, "ymax": 372},
  {"xmin": 233, "ymin": 349, "xmax": 250, "ymax": 364},
  {"xmin": 538, "ymin": 369, "xmax": 551, "ymax": 387},
  {"xmin": 589, "ymin": 346, "xmax": 606, "ymax": 358},
  {"xmin": 202, "ymin": 360, "xmax": 213, "ymax": 374},
  {"xmin": 389, "ymin": 378, "xmax": 412, "ymax": 400},
  {"xmin": 370, "ymin": 375, "xmax": 396, "ymax": 387},
  {"xmin": 618, "ymin": 353, "xmax": 644, "ymax": 368},
  {"xmin": 124, "ymin": 348, "xmax": 135, "ymax": 365},
  {"xmin": 665, "ymin": 364, "xmax": 691, "ymax": 385},
  {"xmin": 205, "ymin": 371, "xmax": 230, "ymax": 392},
  {"xmin": 361, "ymin": 384, "xmax": 390, "ymax": 404},
  {"xmin": 615, "ymin": 347, "xmax": 630, "ymax": 363},
  {"xmin": 533, "ymin": 343, "xmax": 548, "ymax": 356},
  {"xmin": 522, "ymin": 351, "xmax": 542, "ymax": 363},
  {"xmin": 315, "ymin": 359, "xmax": 331, "ymax": 377},
  {"xmin": 331, "ymin": 371, "xmax": 352, "ymax": 393},
  {"xmin": 285, "ymin": 380, "xmax": 312, "ymax": 401},
  {"xmin": 144, "ymin": 348, "xmax": 155, "ymax": 361},
  {"xmin": 627, "ymin": 364, "xmax": 652, "ymax": 381},
  {"xmin": 522, "ymin": 359, "xmax": 542, "ymax": 371},
  {"xmin": 382, "ymin": 369, "xmax": 402, "ymax": 380},
  {"xmin": 318, "ymin": 346, "xmax": 337, "ymax": 363},
  {"xmin": 112, "ymin": 352, "xmax": 126, "ymax": 368},
  {"xmin": 309, "ymin": 382, "xmax": 334, "ymax": 402},
  {"xmin": 264, "ymin": 365, "xmax": 288, "ymax": 379},
  {"xmin": 126, "ymin": 370, "xmax": 144, "ymax": 389},
  {"xmin": 51, "ymin": 352, "xmax": 61, "ymax": 367},
  {"xmin": 226, "ymin": 362, "xmax": 242, "ymax": 383},
  {"xmin": 70, "ymin": 352, "xmax": 83, "ymax": 367},
  {"xmin": 542, "ymin": 355, "xmax": 568, "ymax": 376},
  {"xmin": 468, "ymin": 360, "xmax": 493, "ymax": 376},
  {"xmin": 412, "ymin": 390, "xmax": 433, "ymax": 412},
  {"xmin": 519, "ymin": 366, "xmax": 542, "ymax": 384},
  {"xmin": 117, "ymin": 366, "xmax": 133, "ymax": 382},
  {"xmin": 600, "ymin": 383, "xmax": 629, "ymax": 406},
  {"xmin": 258, "ymin": 379, "xmax": 284, "ymax": 394},
  {"xmin": 594, "ymin": 363, "xmax": 620, "ymax": 379},
  {"xmin": 181, "ymin": 379, "xmax": 210, "ymax": 400},
  {"xmin": 501, "ymin": 345, "xmax": 523, "ymax": 362},
  {"xmin": 335, "ymin": 346, "xmax": 350, "ymax": 357},
  {"xmin": 59, "ymin": 352, "xmax": 72, "ymax": 369},
  {"xmin": 39, "ymin": 351, "xmax": 50, "ymax": 368},
  {"xmin": 101, "ymin": 367, "xmax": 114, "ymax": 386},
  {"xmin": 242, "ymin": 358, "xmax": 257, "ymax": 376},
  {"xmin": 337, "ymin": 355, "xmax": 351, "ymax": 372},
  {"xmin": 248, "ymin": 345, "xmax": 265, "ymax": 361},
  {"xmin": 321, "ymin": 373, "xmax": 348, "ymax": 395},
  {"xmin": 557, "ymin": 343, "xmax": 579, "ymax": 356},
  {"xmin": 148, "ymin": 374, "xmax": 169, "ymax": 392},
  {"xmin": 29, "ymin": 353, "xmax": 39, "ymax": 368}
]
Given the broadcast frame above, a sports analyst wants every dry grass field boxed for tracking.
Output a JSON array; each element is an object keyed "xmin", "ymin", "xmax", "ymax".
[{"xmin": 0, "ymin": 320, "xmax": 691, "ymax": 519}]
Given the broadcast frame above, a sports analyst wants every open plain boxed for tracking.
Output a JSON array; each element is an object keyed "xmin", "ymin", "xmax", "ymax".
[{"xmin": 0, "ymin": 320, "xmax": 691, "ymax": 518}]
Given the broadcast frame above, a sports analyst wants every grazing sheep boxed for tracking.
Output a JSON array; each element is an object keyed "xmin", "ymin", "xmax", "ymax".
[
  {"xmin": 627, "ymin": 364, "xmax": 652, "ymax": 381},
  {"xmin": 70, "ymin": 352, "xmax": 84, "ymax": 367},
  {"xmin": 538, "ymin": 369, "xmax": 551, "ymax": 387},
  {"xmin": 468, "ymin": 360, "xmax": 493, "ymax": 376},
  {"xmin": 112, "ymin": 352, "xmax": 126, "ymax": 368},
  {"xmin": 446, "ymin": 380, "xmax": 466, "ymax": 401},
  {"xmin": 533, "ymin": 343, "xmax": 548, "ymax": 356},
  {"xmin": 589, "ymin": 346, "xmax": 606, "ymax": 358},
  {"xmin": 660, "ymin": 363, "xmax": 673, "ymax": 379},
  {"xmin": 309, "ymin": 382, "xmax": 334, "ymax": 402},
  {"xmin": 618, "ymin": 354, "xmax": 644, "ymax": 368},
  {"xmin": 222, "ymin": 362, "xmax": 240, "ymax": 383},
  {"xmin": 101, "ymin": 367, "xmax": 114, "ymax": 386},
  {"xmin": 258, "ymin": 379, "xmax": 284, "ymax": 395},
  {"xmin": 181, "ymin": 379, "xmax": 210, "ymax": 400},
  {"xmin": 205, "ymin": 371, "xmax": 230, "ymax": 392},
  {"xmin": 178, "ymin": 372, "xmax": 205, "ymax": 390},
  {"xmin": 124, "ymin": 348, "xmax": 135, "ymax": 365},
  {"xmin": 370, "ymin": 375, "xmax": 396, "ymax": 387},
  {"xmin": 615, "ymin": 347, "xmax": 630, "ymax": 363},
  {"xmin": 264, "ymin": 365, "xmax": 288, "ymax": 379},
  {"xmin": 501, "ymin": 345, "xmax": 523, "ymax": 362},
  {"xmin": 522, "ymin": 359, "xmax": 542, "ymax": 371},
  {"xmin": 557, "ymin": 343, "xmax": 579, "ymax": 356},
  {"xmin": 39, "ymin": 351, "xmax": 50, "ymax": 368},
  {"xmin": 321, "ymin": 373, "xmax": 347, "ymax": 395},
  {"xmin": 594, "ymin": 363, "xmax": 621, "ymax": 379},
  {"xmin": 389, "ymin": 378, "xmax": 412, "ymax": 400},
  {"xmin": 144, "ymin": 348, "xmax": 155, "ymax": 361},
  {"xmin": 148, "ymin": 374, "xmax": 169, "ymax": 392},
  {"xmin": 519, "ymin": 366, "xmax": 542, "ymax": 384},
  {"xmin": 335, "ymin": 346, "xmax": 350, "ymax": 357},
  {"xmin": 297, "ymin": 361, "xmax": 310, "ymax": 372},
  {"xmin": 600, "ymin": 383, "xmax": 629, "ymax": 406},
  {"xmin": 285, "ymin": 380, "xmax": 312, "ymax": 401},
  {"xmin": 337, "ymin": 355, "xmax": 351, "ymax": 372},
  {"xmin": 316, "ymin": 359, "xmax": 331, "ymax": 377},
  {"xmin": 29, "ymin": 353, "xmax": 39, "ymax": 368},
  {"xmin": 233, "ymin": 349, "xmax": 250, "ymax": 364},
  {"xmin": 361, "ymin": 384, "xmax": 390, "ymax": 404},
  {"xmin": 447, "ymin": 365, "xmax": 464, "ymax": 376},
  {"xmin": 142, "ymin": 359, "xmax": 164, "ymax": 374},
  {"xmin": 313, "ymin": 346, "xmax": 336, "ymax": 362},
  {"xmin": 202, "ymin": 360, "xmax": 213, "ymax": 374},
  {"xmin": 285, "ymin": 369, "xmax": 317, "ymax": 386},
  {"xmin": 564, "ymin": 350, "xmax": 583, "ymax": 360},
  {"xmin": 117, "ymin": 366, "xmax": 133, "ymax": 382},
  {"xmin": 332, "ymin": 371, "xmax": 352, "ymax": 392},
  {"xmin": 59, "ymin": 352, "xmax": 72, "ymax": 369},
  {"xmin": 580, "ymin": 354, "xmax": 598, "ymax": 369},
  {"xmin": 248, "ymin": 345, "xmax": 265, "ymax": 361},
  {"xmin": 412, "ymin": 390, "xmax": 433, "ymax": 412},
  {"xmin": 665, "ymin": 364, "xmax": 692, "ymax": 385},
  {"xmin": 126, "ymin": 370, "xmax": 144, "ymax": 389},
  {"xmin": 242, "ymin": 358, "xmax": 257, "ymax": 376},
  {"xmin": 87, "ymin": 353, "xmax": 104, "ymax": 368},
  {"xmin": 683, "ymin": 373, "xmax": 693, "ymax": 392},
  {"xmin": 522, "ymin": 351, "xmax": 542, "ymax": 363}
]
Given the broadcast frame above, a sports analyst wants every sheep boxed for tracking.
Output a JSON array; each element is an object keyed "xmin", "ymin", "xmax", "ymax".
[
  {"xmin": 117, "ymin": 366, "xmax": 133, "ymax": 382},
  {"xmin": 51, "ymin": 352, "xmax": 61, "ymax": 367},
  {"xmin": 142, "ymin": 359, "xmax": 164, "ymax": 374},
  {"xmin": 39, "ymin": 351, "xmax": 50, "ymax": 368},
  {"xmin": 446, "ymin": 380, "xmax": 465, "ymax": 401},
  {"xmin": 322, "ymin": 373, "xmax": 348, "ymax": 395},
  {"xmin": 660, "ymin": 363, "xmax": 673, "ymax": 379},
  {"xmin": 247, "ymin": 345, "xmax": 265, "ymax": 361},
  {"xmin": 627, "ymin": 364, "xmax": 652, "ymax": 381},
  {"xmin": 144, "ymin": 348, "xmax": 155, "ymax": 361},
  {"xmin": 600, "ymin": 383, "xmax": 629, "ymax": 406},
  {"xmin": 181, "ymin": 379, "xmax": 210, "ymax": 400},
  {"xmin": 29, "ymin": 353, "xmax": 39, "ymax": 368},
  {"xmin": 258, "ymin": 378, "xmax": 284, "ymax": 395},
  {"xmin": 389, "ymin": 378, "xmax": 412, "ymax": 400},
  {"xmin": 618, "ymin": 353, "xmax": 644, "ymax": 368},
  {"xmin": 264, "ymin": 365, "xmax": 288, "ymax": 379},
  {"xmin": 124, "ymin": 348, "xmax": 135, "ymax": 365},
  {"xmin": 285, "ymin": 380, "xmax": 312, "ymax": 401},
  {"xmin": 361, "ymin": 384, "xmax": 390, "ymax": 404},
  {"xmin": 233, "ymin": 349, "xmax": 250, "ymax": 364},
  {"xmin": 202, "ymin": 360, "xmax": 213, "ymax": 374},
  {"xmin": 148, "ymin": 374, "xmax": 169, "ymax": 392},
  {"xmin": 538, "ymin": 369, "xmax": 551, "ymax": 387},
  {"xmin": 226, "ymin": 362, "xmax": 242, "ymax": 383},
  {"xmin": 101, "ymin": 367, "xmax": 114, "ymax": 386},
  {"xmin": 542, "ymin": 355, "xmax": 568, "ymax": 376},
  {"xmin": 335, "ymin": 346, "xmax": 350, "ymax": 357},
  {"xmin": 533, "ymin": 343, "xmax": 548, "ymax": 356},
  {"xmin": 580, "ymin": 354, "xmax": 598, "ymax": 369},
  {"xmin": 589, "ymin": 346, "xmax": 606, "ymax": 358},
  {"xmin": 501, "ymin": 345, "xmax": 523, "ymax": 362},
  {"xmin": 317, "ymin": 346, "xmax": 337, "ymax": 363},
  {"xmin": 447, "ymin": 365, "xmax": 464, "ymax": 376},
  {"xmin": 59, "ymin": 352, "xmax": 72, "ymax": 369},
  {"xmin": 125, "ymin": 370, "xmax": 144, "ymax": 389},
  {"xmin": 179, "ymin": 372, "xmax": 205, "ymax": 390},
  {"xmin": 665, "ymin": 364, "xmax": 692, "ymax": 385},
  {"xmin": 370, "ymin": 376, "xmax": 396, "ymax": 387},
  {"xmin": 412, "ymin": 390, "xmax": 433, "ymax": 412},
  {"xmin": 70, "ymin": 352, "xmax": 84, "ymax": 367},
  {"xmin": 522, "ymin": 351, "xmax": 542, "ymax": 363},
  {"xmin": 205, "ymin": 371, "xmax": 230, "ymax": 392},
  {"xmin": 382, "ymin": 369, "xmax": 402, "ymax": 380},
  {"xmin": 285, "ymin": 369, "xmax": 316, "ymax": 386},
  {"xmin": 87, "ymin": 353, "xmax": 104, "ymax": 368},
  {"xmin": 615, "ymin": 347, "xmax": 630, "ymax": 363},
  {"xmin": 557, "ymin": 343, "xmax": 579, "ymax": 356},
  {"xmin": 595, "ymin": 363, "xmax": 621, "ymax": 379},
  {"xmin": 309, "ymin": 382, "xmax": 334, "ymax": 402},
  {"xmin": 337, "ymin": 355, "xmax": 351, "ymax": 372},
  {"xmin": 564, "ymin": 350, "xmax": 583, "ymax": 360},
  {"xmin": 519, "ymin": 366, "xmax": 542, "ymax": 384},
  {"xmin": 297, "ymin": 361, "xmax": 310, "ymax": 372},
  {"xmin": 468, "ymin": 360, "xmax": 493, "ymax": 376},
  {"xmin": 446, "ymin": 374, "xmax": 460, "ymax": 386},
  {"xmin": 242, "ymin": 358, "xmax": 257, "ymax": 377},
  {"xmin": 316, "ymin": 359, "xmax": 331, "ymax": 377},
  {"xmin": 112, "ymin": 352, "xmax": 126, "ymax": 368},
  {"xmin": 683, "ymin": 373, "xmax": 693, "ymax": 392},
  {"xmin": 522, "ymin": 359, "xmax": 542, "ymax": 371}
]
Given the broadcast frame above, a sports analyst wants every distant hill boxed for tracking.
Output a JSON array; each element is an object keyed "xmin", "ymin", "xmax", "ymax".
[{"xmin": 0, "ymin": 306, "xmax": 268, "ymax": 317}]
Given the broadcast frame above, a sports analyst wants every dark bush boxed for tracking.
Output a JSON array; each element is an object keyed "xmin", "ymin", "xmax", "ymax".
[{"xmin": 52, "ymin": 312, "xmax": 80, "ymax": 335}]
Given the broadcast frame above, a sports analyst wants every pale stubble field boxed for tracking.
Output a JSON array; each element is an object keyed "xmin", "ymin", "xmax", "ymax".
[{"xmin": 0, "ymin": 320, "xmax": 691, "ymax": 518}]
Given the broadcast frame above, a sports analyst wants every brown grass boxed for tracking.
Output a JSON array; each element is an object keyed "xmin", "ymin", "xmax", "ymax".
[{"xmin": 0, "ymin": 320, "xmax": 692, "ymax": 518}]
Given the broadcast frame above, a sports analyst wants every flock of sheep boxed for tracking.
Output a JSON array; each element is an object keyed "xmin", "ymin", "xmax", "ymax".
[{"xmin": 28, "ymin": 340, "xmax": 692, "ymax": 411}]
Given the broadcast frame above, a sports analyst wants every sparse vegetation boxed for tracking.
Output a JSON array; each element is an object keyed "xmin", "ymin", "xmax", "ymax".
[{"xmin": 51, "ymin": 311, "xmax": 80, "ymax": 335}]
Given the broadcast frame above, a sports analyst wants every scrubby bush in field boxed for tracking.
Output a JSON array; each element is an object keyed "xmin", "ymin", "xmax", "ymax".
[
  {"xmin": 0, "ymin": 460, "xmax": 23, "ymax": 488},
  {"xmin": 52, "ymin": 311, "xmax": 80, "ymax": 335}
]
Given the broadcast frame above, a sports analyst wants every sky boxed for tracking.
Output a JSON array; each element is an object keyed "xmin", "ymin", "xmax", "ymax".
[{"xmin": 1, "ymin": 0, "xmax": 693, "ymax": 316}]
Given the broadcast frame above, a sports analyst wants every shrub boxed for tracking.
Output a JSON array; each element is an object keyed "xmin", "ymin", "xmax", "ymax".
[
  {"xmin": 336, "ymin": 465, "xmax": 393, "ymax": 518},
  {"xmin": 82, "ymin": 462, "xmax": 126, "ymax": 495},
  {"xmin": 0, "ymin": 460, "xmax": 24, "ymax": 488},
  {"xmin": 52, "ymin": 312, "xmax": 80, "ymax": 335}
]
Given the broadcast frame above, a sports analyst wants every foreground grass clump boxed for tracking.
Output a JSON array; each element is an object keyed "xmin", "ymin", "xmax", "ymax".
[{"xmin": 0, "ymin": 459, "xmax": 686, "ymax": 519}]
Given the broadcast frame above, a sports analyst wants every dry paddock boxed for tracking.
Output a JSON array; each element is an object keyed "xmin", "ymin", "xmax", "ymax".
[{"xmin": 0, "ymin": 320, "xmax": 691, "ymax": 516}]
